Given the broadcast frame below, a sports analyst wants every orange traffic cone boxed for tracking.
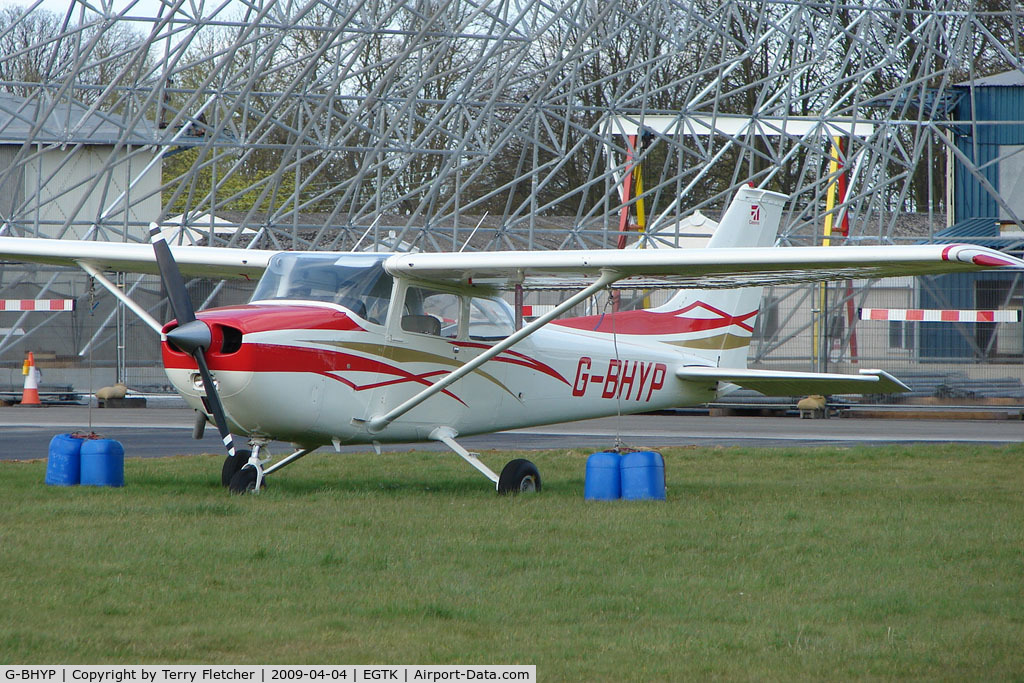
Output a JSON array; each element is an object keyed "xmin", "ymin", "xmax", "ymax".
[{"xmin": 20, "ymin": 351, "xmax": 40, "ymax": 406}]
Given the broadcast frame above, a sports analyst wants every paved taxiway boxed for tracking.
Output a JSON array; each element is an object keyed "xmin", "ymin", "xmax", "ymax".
[{"xmin": 0, "ymin": 402, "xmax": 1022, "ymax": 461}]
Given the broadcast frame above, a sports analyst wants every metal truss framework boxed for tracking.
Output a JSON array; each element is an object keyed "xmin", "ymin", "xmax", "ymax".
[{"xmin": 0, "ymin": 0, "xmax": 1022, "ymax": 387}]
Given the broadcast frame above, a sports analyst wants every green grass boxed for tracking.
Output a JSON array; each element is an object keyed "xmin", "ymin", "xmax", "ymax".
[{"xmin": 2, "ymin": 443, "xmax": 1024, "ymax": 679}]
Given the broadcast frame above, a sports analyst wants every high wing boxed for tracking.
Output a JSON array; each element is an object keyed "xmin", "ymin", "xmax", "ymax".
[
  {"xmin": 2, "ymin": 235, "xmax": 1021, "ymax": 287},
  {"xmin": 383, "ymin": 243, "xmax": 1024, "ymax": 290},
  {"xmin": 0, "ymin": 232, "xmax": 276, "ymax": 334},
  {"xmin": 0, "ymin": 234, "xmax": 274, "ymax": 279}
]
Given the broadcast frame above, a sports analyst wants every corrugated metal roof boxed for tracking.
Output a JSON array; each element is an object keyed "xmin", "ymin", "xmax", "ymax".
[
  {"xmin": 933, "ymin": 217, "xmax": 1024, "ymax": 251},
  {"xmin": 955, "ymin": 70, "xmax": 1024, "ymax": 88},
  {"xmin": 862, "ymin": 89, "xmax": 962, "ymax": 115},
  {"xmin": 0, "ymin": 92, "xmax": 158, "ymax": 146}
]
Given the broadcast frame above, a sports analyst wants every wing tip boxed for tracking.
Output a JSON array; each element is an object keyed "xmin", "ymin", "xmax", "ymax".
[{"xmin": 944, "ymin": 244, "xmax": 1024, "ymax": 269}]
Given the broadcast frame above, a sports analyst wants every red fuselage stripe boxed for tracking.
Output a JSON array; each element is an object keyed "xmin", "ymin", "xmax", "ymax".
[
  {"xmin": 163, "ymin": 342, "xmax": 467, "ymax": 404},
  {"xmin": 554, "ymin": 300, "xmax": 757, "ymax": 335}
]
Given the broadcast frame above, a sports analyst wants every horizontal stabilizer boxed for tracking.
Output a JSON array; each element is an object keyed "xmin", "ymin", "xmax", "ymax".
[{"xmin": 675, "ymin": 366, "xmax": 909, "ymax": 396}]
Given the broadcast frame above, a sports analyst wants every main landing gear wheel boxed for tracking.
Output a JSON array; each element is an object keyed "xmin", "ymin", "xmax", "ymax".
[
  {"xmin": 228, "ymin": 464, "xmax": 262, "ymax": 494},
  {"xmin": 497, "ymin": 458, "xmax": 541, "ymax": 495},
  {"xmin": 221, "ymin": 449, "xmax": 251, "ymax": 487}
]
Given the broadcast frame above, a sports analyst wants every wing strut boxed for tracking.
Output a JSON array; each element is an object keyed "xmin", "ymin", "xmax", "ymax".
[
  {"xmin": 78, "ymin": 261, "xmax": 164, "ymax": 334},
  {"xmin": 365, "ymin": 269, "xmax": 621, "ymax": 433}
]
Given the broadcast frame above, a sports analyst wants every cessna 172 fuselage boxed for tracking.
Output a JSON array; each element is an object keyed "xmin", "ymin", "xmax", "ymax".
[{"xmin": 167, "ymin": 251, "xmax": 713, "ymax": 445}]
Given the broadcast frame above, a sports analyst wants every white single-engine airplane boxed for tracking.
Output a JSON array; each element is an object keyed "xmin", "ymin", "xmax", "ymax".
[{"xmin": 1, "ymin": 186, "xmax": 1022, "ymax": 493}]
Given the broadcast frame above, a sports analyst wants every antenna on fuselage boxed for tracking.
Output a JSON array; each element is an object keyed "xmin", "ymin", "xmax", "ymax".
[
  {"xmin": 350, "ymin": 214, "xmax": 382, "ymax": 252},
  {"xmin": 459, "ymin": 212, "xmax": 489, "ymax": 253}
]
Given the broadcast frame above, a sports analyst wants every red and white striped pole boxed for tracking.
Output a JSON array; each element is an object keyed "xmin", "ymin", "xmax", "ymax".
[
  {"xmin": 0, "ymin": 299, "xmax": 75, "ymax": 312},
  {"xmin": 859, "ymin": 308, "xmax": 1021, "ymax": 323}
]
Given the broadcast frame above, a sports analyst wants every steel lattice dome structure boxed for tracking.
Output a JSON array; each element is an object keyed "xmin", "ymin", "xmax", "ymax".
[{"xmin": 0, "ymin": 0, "xmax": 1022, "ymax": 393}]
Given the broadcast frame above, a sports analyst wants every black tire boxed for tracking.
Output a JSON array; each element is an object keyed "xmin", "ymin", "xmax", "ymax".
[
  {"xmin": 228, "ymin": 464, "xmax": 260, "ymax": 494},
  {"xmin": 221, "ymin": 449, "xmax": 250, "ymax": 487},
  {"xmin": 497, "ymin": 458, "xmax": 541, "ymax": 495}
]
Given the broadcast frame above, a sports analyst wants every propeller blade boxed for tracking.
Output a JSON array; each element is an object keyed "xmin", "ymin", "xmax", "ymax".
[
  {"xmin": 149, "ymin": 223, "xmax": 196, "ymax": 325},
  {"xmin": 149, "ymin": 222, "xmax": 239, "ymax": 460},
  {"xmin": 194, "ymin": 350, "xmax": 237, "ymax": 458}
]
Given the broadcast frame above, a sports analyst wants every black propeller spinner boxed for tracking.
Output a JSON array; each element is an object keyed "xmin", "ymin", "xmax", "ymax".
[{"xmin": 149, "ymin": 223, "xmax": 238, "ymax": 460}]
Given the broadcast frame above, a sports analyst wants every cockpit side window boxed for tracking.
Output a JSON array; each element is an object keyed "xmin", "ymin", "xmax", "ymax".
[{"xmin": 401, "ymin": 286, "xmax": 461, "ymax": 338}]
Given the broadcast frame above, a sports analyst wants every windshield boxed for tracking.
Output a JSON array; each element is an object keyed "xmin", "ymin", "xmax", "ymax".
[{"xmin": 251, "ymin": 252, "xmax": 393, "ymax": 323}]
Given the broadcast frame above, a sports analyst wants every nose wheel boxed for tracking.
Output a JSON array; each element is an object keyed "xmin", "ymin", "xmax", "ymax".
[
  {"xmin": 224, "ymin": 443, "xmax": 317, "ymax": 494},
  {"xmin": 228, "ymin": 464, "xmax": 261, "ymax": 493},
  {"xmin": 221, "ymin": 448, "xmax": 251, "ymax": 487},
  {"xmin": 227, "ymin": 443, "xmax": 268, "ymax": 494}
]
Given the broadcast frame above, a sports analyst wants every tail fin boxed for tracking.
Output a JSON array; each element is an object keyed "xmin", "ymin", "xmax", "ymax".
[
  {"xmin": 647, "ymin": 186, "xmax": 787, "ymax": 368},
  {"xmin": 552, "ymin": 186, "xmax": 787, "ymax": 368},
  {"xmin": 704, "ymin": 185, "xmax": 786, "ymax": 250}
]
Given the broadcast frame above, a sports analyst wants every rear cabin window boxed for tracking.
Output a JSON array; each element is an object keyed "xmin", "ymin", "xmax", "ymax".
[
  {"xmin": 399, "ymin": 289, "xmax": 513, "ymax": 341},
  {"xmin": 468, "ymin": 297, "xmax": 514, "ymax": 340}
]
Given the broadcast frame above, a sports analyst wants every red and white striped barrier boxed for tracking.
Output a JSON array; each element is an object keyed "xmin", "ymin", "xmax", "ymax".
[
  {"xmin": 522, "ymin": 304, "xmax": 556, "ymax": 317},
  {"xmin": 0, "ymin": 299, "xmax": 75, "ymax": 312},
  {"xmin": 859, "ymin": 308, "xmax": 1021, "ymax": 323}
]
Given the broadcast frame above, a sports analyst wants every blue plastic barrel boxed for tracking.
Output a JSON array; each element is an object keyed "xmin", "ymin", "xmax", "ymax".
[
  {"xmin": 80, "ymin": 438, "xmax": 125, "ymax": 487},
  {"xmin": 585, "ymin": 451, "xmax": 622, "ymax": 500},
  {"xmin": 620, "ymin": 450, "xmax": 666, "ymax": 501},
  {"xmin": 45, "ymin": 433, "xmax": 83, "ymax": 486}
]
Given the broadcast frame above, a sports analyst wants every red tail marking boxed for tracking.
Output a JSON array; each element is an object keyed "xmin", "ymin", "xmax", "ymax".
[{"xmin": 554, "ymin": 301, "xmax": 757, "ymax": 335}]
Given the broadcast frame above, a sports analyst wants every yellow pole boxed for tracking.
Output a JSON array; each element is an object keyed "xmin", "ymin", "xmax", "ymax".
[
  {"xmin": 634, "ymin": 164, "xmax": 651, "ymax": 307},
  {"xmin": 634, "ymin": 164, "xmax": 646, "ymax": 234},
  {"xmin": 814, "ymin": 136, "xmax": 842, "ymax": 370},
  {"xmin": 822, "ymin": 136, "xmax": 841, "ymax": 247}
]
